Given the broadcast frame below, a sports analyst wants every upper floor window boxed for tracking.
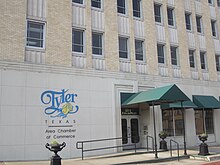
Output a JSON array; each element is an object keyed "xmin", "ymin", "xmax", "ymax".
[
  {"xmin": 119, "ymin": 37, "xmax": 128, "ymax": 59},
  {"xmin": 196, "ymin": 15, "xmax": 203, "ymax": 33},
  {"xmin": 91, "ymin": 0, "xmax": 101, "ymax": 8},
  {"xmin": 72, "ymin": 0, "xmax": 83, "ymax": 4},
  {"xmin": 200, "ymin": 51, "xmax": 207, "ymax": 70},
  {"xmin": 26, "ymin": 21, "xmax": 45, "ymax": 48},
  {"xmin": 92, "ymin": 32, "xmax": 103, "ymax": 55},
  {"xmin": 211, "ymin": 20, "xmax": 217, "ymax": 37},
  {"xmin": 154, "ymin": 3, "xmax": 162, "ymax": 23},
  {"xmin": 117, "ymin": 0, "xmax": 126, "ymax": 14},
  {"xmin": 135, "ymin": 40, "xmax": 144, "ymax": 61},
  {"xmin": 208, "ymin": 0, "xmax": 214, "ymax": 5},
  {"xmin": 170, "ymin": 46, "xmax": 178, "ymax": 66},
  {"xmin": 157, "ymin": 44, "xmax": 165, "ymax": 64},
  {"xmin": 167, "ymin": 7, "xmax": 175, "ymax": 26},
  {"xmin": 72, "ymin": 29, "xmax": 84, "ymax": 53},
  {"xmin": 133, "ymin": 0, "xmax": 142, "ymax": 18},
  {"xmin": 189, "ymin": 50, "xmax": 196, "ymax": 68},
  {"xmin": 217, "ymin": 0, "xmax": 220, "ymax": 7},
  {"xmin": 215, "ymin": 55, "xmax": 220, "ymax": 71},
  {"xmin": 185, "ymin": 12, "xmax": 192, "ymax": 31}
]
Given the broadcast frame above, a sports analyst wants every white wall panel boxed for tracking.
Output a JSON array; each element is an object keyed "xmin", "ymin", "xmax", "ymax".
[
  {"xmin": 119, "ymin": 61, "xmax": 131, "ymax": 72},
  {"xmin": 27, "ymin": 0, "xmax": 46, "ymax": 19},
  {"xmin": 172, "ymin": 67, "xmax": 181, "ymax": 78},
  {"xmin": 214, "ymin": 39, "xmax": 220, "ymax": 54},
  {"xmin": 25, "ymin": 50, "xmax": 45, "ymax": 64},
  {"xmin": 118, "ymin": 16, "xmax": 130, "ymax": 35},
  {"xmin": 158, "ymin": 65, "xmax": 168, "ymax": 76},
  {"xmin": 210, "ymin": 6, "xmax": 216, "ymax": 19},
  {"xmin": 199, "ymin": 35, "xmax": 206, "ymax": 50},
  {"xmin": 184, "ymin": 0, "xmax": 191, "ymax": 11},
  {"xmin": 187, "ymin": 32, "xmax": 196, "ymax": 48},
  {"xmin": 218, "ymin": 74, "xmax": 220, "ymax": 81},
  {"xmin": 195, "ymin": 1, "xmax": 202, "ymax": 14},
  {"xmin": 202, "ymin": 72, "xmax": 209, "ymax": 81},
  {"xmin": 169, "ymin": 28, "xmax": 178, "ymax": 44},
  {"xmin": 134, "ymin": 20, "xmax": 144, "ymax": 38},
  {"xmin": 156, "ymin": 25, "xmax": 166, "ymax": 43},
  {"xmin": 72, "ymin": 55, "xmax": 86, "ymax": 68},
  {"xmin": 92, "ymin": 58, "xmax": 106, "ymax": 70},
  {"xmin": 167, "ymin": 0, "xmax": 174, "ymax": 6},
  {"xmin": 72, "ymin": 5, "xmax": 85, "ymax": 27},
  {"xmin": 136, "ymin": 62, "xmax": 147, "ymax": 74},
  {"xmin": 191, "ymin": 70, "xmax": 199, "ymax": 80},
  {"xmin": 92, "ymin": 10, "xmax": 104, "ymax": 30}
]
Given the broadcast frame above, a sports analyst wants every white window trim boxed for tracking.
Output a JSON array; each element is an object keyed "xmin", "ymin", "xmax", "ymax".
[
  {"xmin": 196, "ymin": 15, "xmax": 204, "ymax": 34},
  {"xmin": 167, "ymin": 7, "xmax": 176, "ymax": 28},
  {"xmin": 91, "ymin": 0, "xmax": 103, "ymax": 11},
  {"xmin": 92, "ymin": 31, "xmax": 105, "ymax": 58},
  {"xmin": 72, "ymin": 0, "xmax": 85, "ymax": 7},
  {"xmin": 119, "ymin": 36, "xmax": 130, "ymax": 61},
  {"xmin": 117, "ymin": 0, "xmax": 128, "ymax": 16},
  {"xmin": 200, "ymin": 52, "xmax": 208, "ymax": 71},
  {"xmin": 72, "ymin": 28, "xmax": 86, "ymax": 56},
  {"xmin": 170, "ymin": 46, "xmax": 179, "ymax": 66},
  {"xmin": 157, "ymin": 43, "xmax": 166, "ymax": 65},
  {"xmin": 211, "ymin": 19, "xmax": 218, "ymax": 38},
  {"xmin": 154, "ymin": 3, "xmax": 164, "ymax": 26},
  {"xmin": 135, "ymin": 38, "xmax": 146, "ymax": 63},
  {"xmin": 185, "ymin": 12, "xmax": 193, "ymax": 32},
  {"xmin": 189, "ymin": 49, "xmax": 197, "ymax": 70},
  {"xmin": 133, "ymin": 0, "xmax": 143, "ymax": 20},
  {"xmin": 26, "ymin": 20, "xmax": 46, "ymax": 50}
]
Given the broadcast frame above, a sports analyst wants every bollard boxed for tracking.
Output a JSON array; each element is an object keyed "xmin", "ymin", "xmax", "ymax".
[{"xmin": 45, "ymin": 142, "xmax": 66, "ymax": 165}]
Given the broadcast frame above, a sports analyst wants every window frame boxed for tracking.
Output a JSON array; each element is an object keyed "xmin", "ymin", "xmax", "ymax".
[
  {"xmin": 196, "ymin": 15, "xmax": 203, "ymax": 34},
  {"xmin": 72, "ymin": 28, "xmax": 85, "ymax": 54},
  {"xmin": 208, "ymin": 0, "xmax": 214, "ymax": 6},
  {"xmin": 157, "ymin": 44, "xmax": 165, "ymax": 64},
  {"xmin": 215, "ymin": 55, "xmax": 220, "ymax": 72},
  {"xmin": 117, "ymin": 0, "xmax": 127, "ymax": 15},
  {"xmin": 91, "ymin": 0, "xmax": 102, "ymax": 9},
  {"xmin": 92, "ymin": 32, "xmax": 103, "ymax": 56},
  {"xmin": 170, "ymin": 46, "xmax": 178, "ymax": 66},
  {"xmin": 185, "ymin": 12, "xmax": 192, "ymax": 31},
  {"xmin": 132, "ymin": 0, "xmax": 142, "ymax": 18},
  {"xmin": 119, "ymin": 36, "xmax": 129, "ymax": 59},
  {"xmin": 167, "ymin": 7, "xmax": 175, "ymax": 27},
  {"xmin": 135, "ymin": 39, "xmax": 145, "ymax": 61},
  {"xmin": 217, "ymin": 0, "xmax": 220, "ymax": 7},
  {"xmin": 154, "ymin": 3, "xmax": 163, "ymax": 24},
  {"xmin": 26, "ymin": 21, "xmax": 45, "ymax": 49},
  {"xmin": 200, "ymin": 51, "xmax": 207, "ymax": 70},
  {"xmin": 189, "ymin": 50, "xmax": 196, "ymax": 69},
  {"xmin": 211, "ymin": 19, "xmax": 217, "ymax": 37},
  {"xmin": 72, "ymin": 0, "xmax": 84, "ymax": 5}
]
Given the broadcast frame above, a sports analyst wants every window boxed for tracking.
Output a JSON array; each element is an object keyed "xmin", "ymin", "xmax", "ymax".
[
  {"xmin": 157, "ymin": 44, "xmax": 165, "ymax": 64},
  {"xmin": 211, "ymin": 20, "xmax": 217, "ymax": 37},
  {"xmin": 117, "ymin": 0, "xmax": 126, "ymax": 14},
  {"xmin": 135, "ymin": 40, "xmax": 144, "ymax": 61},
  {"xmin": 26, "ymin": 21, "xmax": 44, "ymax": 48},
  {"xmin": 215, "ymin": 55, "xmax": 220, "ymax": 71},
  {"xmin": 119, "ymin": 37, "xmax": 128, "ymax": 59},
  {"xmin": 170, "ymin": 46, "xmax": 178, "ymax": 65},
  {"xmin": 162, "ymin": 109, "xmax": 184, "ymax": 136},
  {"xmin": 72, "ymin": 0, "xmax": 83, "ymax": 4},
  {"xmin": 208, "ymin": 0, "xmax": 214, "ymax": 5},
  {"xmin": 72, "ymin": 29, "xmax": 84, "ymax": 53},
  {"xmin": 200, "ymin": 51, "xmax": 207, "ymax": 70},
  {"xmin": 92, "ymin": 32, "xmax": 103, "ymax": 55},
  {"xmin": 217, "ymin": 0, "xmax": 220, "ymax": 7},
  {"xmin": 91, "ymin": 0, "xmax": 101, "ymax": 8},
  {"xmin": 154, "ymin": 3, "xmax": 162, "ymax": 23},
  {"xmin": 167, "ymin": 7, "xmax": 174, "ymax": 26},
  {"xmin": 195, "ymin": 109, "xmax": 214, "ymax": 135},
  {"xmin": 133, "ymin": 0, "xmax": 141, "ymax": 18},
  {"xmin": 185, "ymin": 12, "xmax": 192, "ymax": 31},
  {"xmin": 196, "ymin": 15, "xmax": 203, "ymax": 33},
  {"xmin": 189, "ymin": 50, "xmax": 196, "ymax": 68}
]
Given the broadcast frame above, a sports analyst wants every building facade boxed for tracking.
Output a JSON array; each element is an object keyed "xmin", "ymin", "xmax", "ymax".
[{"xmin": 1, "ymin": 0, "xmax": 220, "ymax": 161}]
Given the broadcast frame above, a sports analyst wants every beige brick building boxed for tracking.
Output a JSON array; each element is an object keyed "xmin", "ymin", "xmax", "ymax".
[{"xmin": 1, "ymin": 0, "xmax": 220, "ymax": 161}]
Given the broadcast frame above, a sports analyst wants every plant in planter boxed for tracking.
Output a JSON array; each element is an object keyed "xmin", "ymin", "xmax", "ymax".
[
  {"xmin": 159, "ymin": 131, "xmax": 168, "ymax": 151},
  {"xmin": 198, "ymin": 133, "xmax": 209, "ymax": 156}
]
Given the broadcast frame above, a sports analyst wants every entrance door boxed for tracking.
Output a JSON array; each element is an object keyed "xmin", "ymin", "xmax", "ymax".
[{"xmin": 121, "ymin": 116, "xmax": 140, "ymax": 149}]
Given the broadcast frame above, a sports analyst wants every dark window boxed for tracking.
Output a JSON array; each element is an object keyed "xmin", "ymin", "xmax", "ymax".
[
  {"xmin": 157, "ymin": 44, "xmax": 165, "ymax": 64},
  {"xmin": 133, "ymin": 0, "xmax": 141, "ymax": 18},
  {"xmin": 91, "ymin": 0, "xmax": 101, "ymax": 8},
  {"xmin": 211, "ymin": 20, "xmax": 217, "ymax": 37},
  {"xmin": 154, "ymin": 4, "xmax": 162, "ymax": 23},
  {"xmin": 196, "ymin": 15, "xmax": 202, "ymax": 33},
  {"xmin": 167, "ymin": 7, "xmax": 174, "ymax": 26},
  {"xmin": 200, "ymin": 52, "xmax": 206, "ymax": 70},
  {"xmin": 189, "ymin": 50, "xmax": 195, "ymax": 68},
  {"xmin": 215, "ymin": 55, "xmax": 220, "ymax": 71},
  {"xmin": 135, "ymin": 40, "xmax": 144, "ymax": 61},
  {"xmin": 185, "ymin": 13, "xmax": 192, "ymax": 30},
  {"xmin": 119, "ymin": 37, "xmax": 128, "ymax": 59},
  {"xmin": 117, "ymin": 0, "xmax": 126, "ymax": 14},
  {"xmin": 92, "ymin": 33, "xmax": 102, "ymax": 55},
  {"xmin": 72, "ymin": 29, "xmax": 84, "ymax": 53},
  {"xmin": 162, "ymin": 109, "xmax": 184, "ymax": 136},
  {"xmin": 217, "ymin": 0, "xmax": 220, "ymax": 7},
  {"xmin": 171, "ymin": 46, "xmax": 178, "ymax": 65},
  {"xmin": 26, "ymin": 21, "xmax": 44, "ymax": 48},
  {"xmin": 195, "ymin": 110, "xmax": 214, "ymax": 135},
  {"xmin": 72, "ymin": 0, "xmax": 83, "ymax": 4},
  {"xmin": 208, "ymin": 0, "xmax": 213, "ymax": 5}
]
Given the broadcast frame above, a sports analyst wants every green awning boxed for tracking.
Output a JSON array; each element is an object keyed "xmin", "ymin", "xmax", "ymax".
[
  {"xmin": 193, "ymin": 95, "xmax": 220, "ymax": 109},
  {"xmin": 161, "ymin": 100, "xmax": 197, "ymax": 110},
  {"xmin": 121, "ymin": 93, "xmax": 136, "ymax": 105},
  {"xmin": 122, "ymin": 84, "xmax": 190, "ymax": 106}
]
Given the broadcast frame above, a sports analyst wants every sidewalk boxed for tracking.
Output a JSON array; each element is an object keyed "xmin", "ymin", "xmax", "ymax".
[{"xmin": 2, "ymin": 147, "xmax": 220, "ymax": 165}]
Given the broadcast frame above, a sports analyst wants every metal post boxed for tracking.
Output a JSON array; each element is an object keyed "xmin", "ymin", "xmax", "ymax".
[
  {"xmin": 181, "ymin": 102, "xmax": 187, "ymax": 155},
  {"xmin": 152, "ymin": 102, "xmax": 158, "ymax": 158},
  {"xmin": 82, "ymin": 142, "xmax": 84, "ymax": 160}
]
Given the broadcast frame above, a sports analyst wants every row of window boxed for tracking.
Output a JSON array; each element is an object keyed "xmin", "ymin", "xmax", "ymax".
[{"xmin": 162, "ymin": 109, "xmax": 214, "ymax": 136}]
